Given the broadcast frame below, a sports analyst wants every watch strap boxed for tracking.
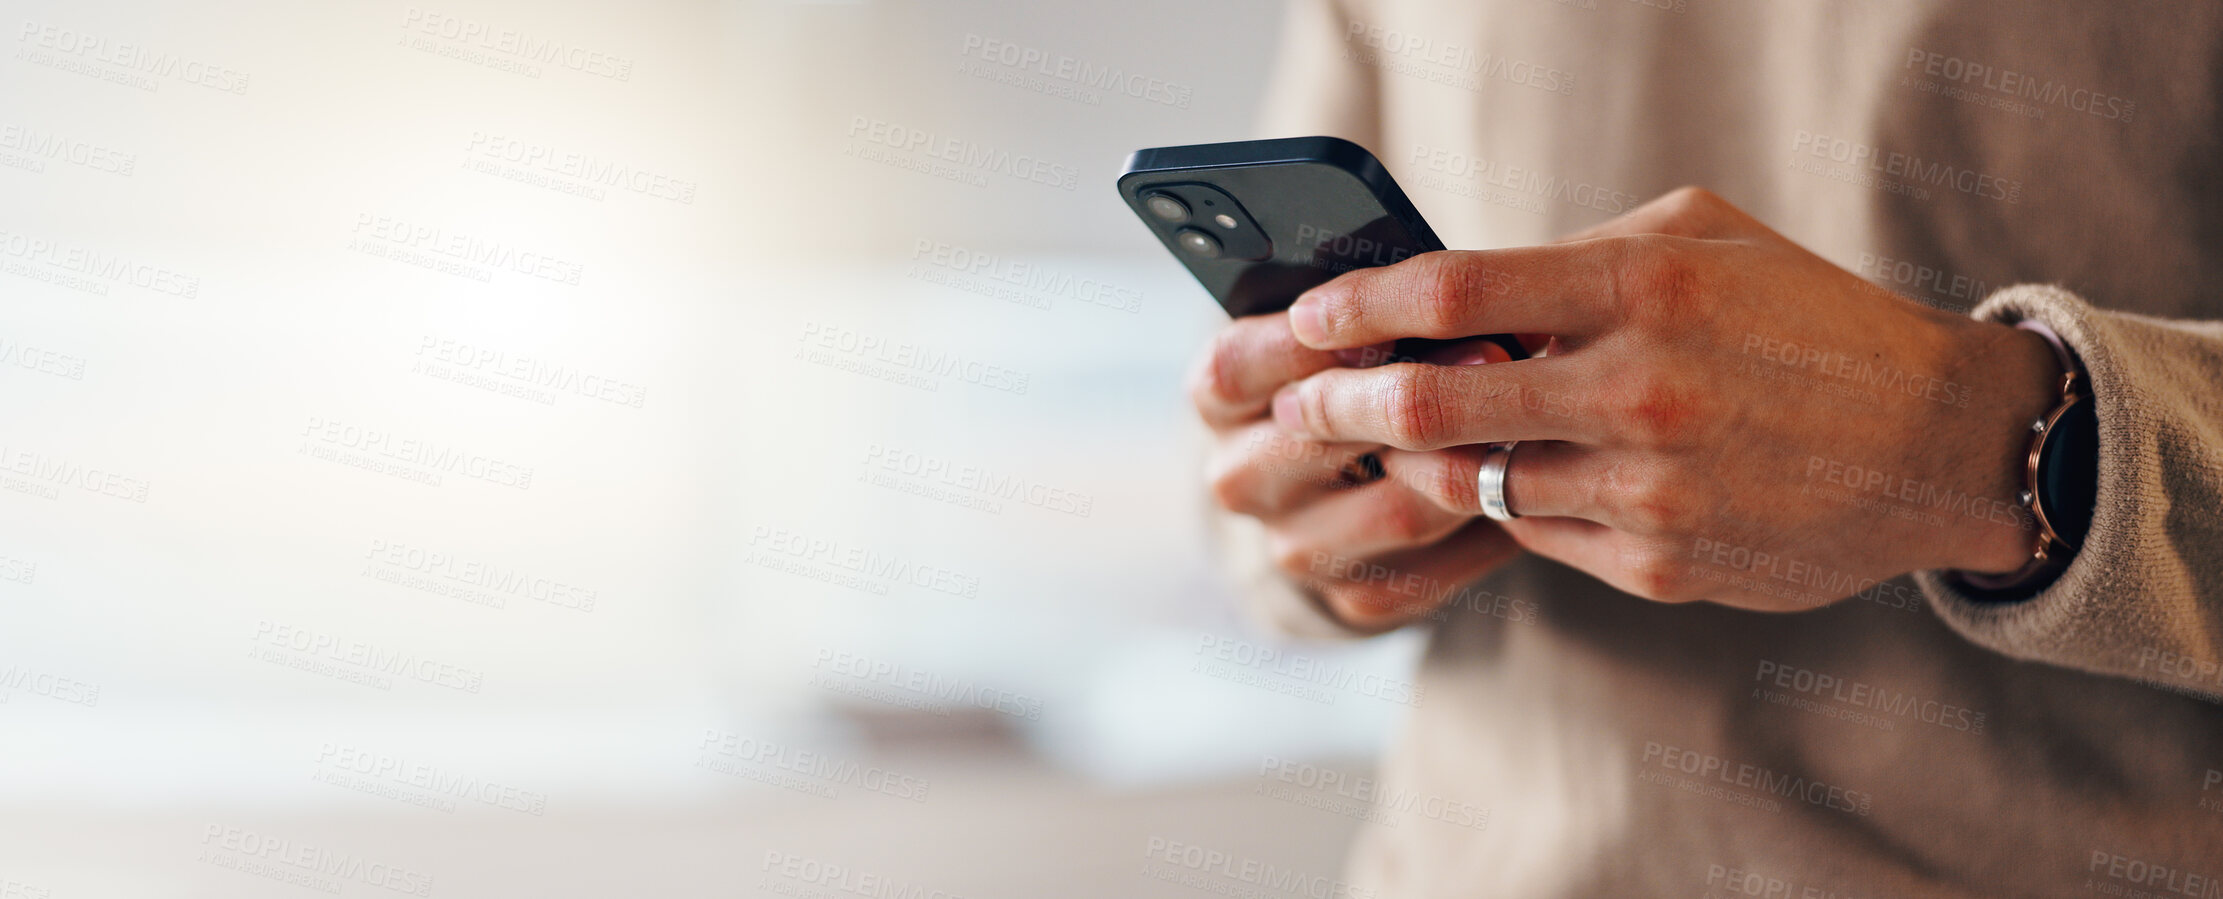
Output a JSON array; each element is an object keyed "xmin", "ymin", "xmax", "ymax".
[{"xmin": 1952, "ymin": 320, "xmax": 2096, "ymax": 595}]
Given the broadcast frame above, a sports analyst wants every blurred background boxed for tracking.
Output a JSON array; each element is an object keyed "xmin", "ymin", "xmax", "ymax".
[{"xmin": 0, "ymin": 0, "xmax": 1437, "ymax": 894}]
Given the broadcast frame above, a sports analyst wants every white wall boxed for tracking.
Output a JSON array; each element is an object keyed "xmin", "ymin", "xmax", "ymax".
[{"xmin": 0, "ymin": 1, "xmax": 1421, "ymax": 891}]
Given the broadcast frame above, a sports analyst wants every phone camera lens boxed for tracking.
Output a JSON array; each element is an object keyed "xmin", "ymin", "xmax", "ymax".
[
  {"xmin": 1175, "ymin": 228, "xmax": 1222, "ymax": 259},
  {"xmin": 1145, "ymin": 193, "xmax": 1190, "ymax": 223}
]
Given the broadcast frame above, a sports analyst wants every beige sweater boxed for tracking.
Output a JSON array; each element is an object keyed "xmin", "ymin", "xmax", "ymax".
[{"xmin": 1233, "ymin": 1, "xmax": 2223, "ymax": 895}]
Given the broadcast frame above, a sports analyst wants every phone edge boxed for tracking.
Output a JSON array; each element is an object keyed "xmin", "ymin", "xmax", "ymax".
[{"xmin": 1116, "ymin": 136, "xmax": 1445, "ymax": 253}]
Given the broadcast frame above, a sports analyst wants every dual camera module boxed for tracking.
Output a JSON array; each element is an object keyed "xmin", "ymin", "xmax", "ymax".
[{"xmin": 1138, "ymin": 184, "xmax": 1271, "ymax": 261}]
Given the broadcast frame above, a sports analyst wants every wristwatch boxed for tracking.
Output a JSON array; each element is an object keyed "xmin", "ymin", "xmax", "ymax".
[{"xmin": 1955, "ymin": 320, "xmax": 2099, "ymax": 595}]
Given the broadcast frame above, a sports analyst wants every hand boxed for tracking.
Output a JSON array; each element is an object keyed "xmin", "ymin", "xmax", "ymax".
[
  {"xmin": 1191, "ymin": 311, "xmax": 1523, "ymax": 630},
  {"xmin": 1267, "ymin": 187, "xmax": 2063, "ymax": 612}
]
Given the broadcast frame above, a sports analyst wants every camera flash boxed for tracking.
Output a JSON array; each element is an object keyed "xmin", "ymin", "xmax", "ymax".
[{"xmin": 1213, "ymin": 214, "xmax": 1238, "ymax": 229}]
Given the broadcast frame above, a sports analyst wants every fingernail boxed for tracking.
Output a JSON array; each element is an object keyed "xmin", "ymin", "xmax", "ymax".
[
  {"xmin": 1271, "ymin": 387, "xmax": 1304, "ymax": 431},
  {"xmin": 1288, "ymin": 293, "xmax": 1328, "ymax": 345}
]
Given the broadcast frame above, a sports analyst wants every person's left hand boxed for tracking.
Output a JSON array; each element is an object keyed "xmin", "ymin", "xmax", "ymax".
[{"xmin": 1267, "ymin": 187, "xmax": 2065, "ymax": 611}]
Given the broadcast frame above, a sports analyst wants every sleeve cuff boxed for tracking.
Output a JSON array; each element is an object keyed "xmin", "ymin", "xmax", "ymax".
[{"xmin": 1915, "ymin": 283, "xmax": 2222, "ymax": 701}]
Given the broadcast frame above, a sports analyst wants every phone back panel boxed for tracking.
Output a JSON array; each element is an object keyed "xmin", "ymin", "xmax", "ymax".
[{"xmin": 1117, "ymin": 137, "xmax": 1443, "ymax": 319}]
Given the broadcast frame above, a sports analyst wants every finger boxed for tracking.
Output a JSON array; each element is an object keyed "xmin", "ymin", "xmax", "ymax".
[
  {"xmin": 1297, "ymin": 520, "xmax": 1523, "ymax": 631},
  {"xmin": 1190, "ymin": 312, "xmax": 1388, "ymax": 428},
  {"xmin": 1207, "ymin": 422, "xmax": 1381, "ymax": 518},
  {"xmin": 1500, "ymin": 518, "xmax": 1703, "ymax": 605},
  {"xmin": 1264, "ymin": 479, "xmax": 1469, "ymax": 566},
  {"xmin": 1497, "ymin": 515, "xmax": 1626, "ymax": 582},
  {"xmin": 1379, "ymin": 441, "xmax": 1617, "ymax": 523},
  {"xmin": 1271, "ymin": 357, "xmax": 1594, "ymax": 450},
  {"xmin": 1284, "ymin": 245, "xmax": 1622, "ymax": 350}
]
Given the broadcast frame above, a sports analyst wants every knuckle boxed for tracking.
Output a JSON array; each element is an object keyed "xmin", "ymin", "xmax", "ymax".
[
  {"xmin": 1294, "ymin": 378, "xmax": 1332, "ymax": 436},
  {"xmin": 1381, "ymin": 366, "xmax": 1452, "ymax": 448},
  {"xmin": 1612, "ymin": 369, "xmax": 1699, "ymax": 448},
  {"xmin": 1406, "ymin": 256, "xmax": 1473, "ymax": 334},
  {"xmin": 1420, "ymin": 453, "xmax": 1479, "ymax": 513},
  {"xmin": 1191, "ymin": 330, "xmax": 1248, "ymax": 408},
  {"xmin": 1591, "ymin": 457, "xmax": 1636, "ymax": 512},
  {"xmin": 1322, "ymin": 584, "xmax": 1428, "ymax": 627},
  {"xmin": 1661, "ymin": 185, "xmax": 1723, "ymax": 213},
  {"xmin": 1207, "ymin": 456, "xmax": 1267, "ymax": 517},
  {"xmin": 1372, "ymin": 494, "xmax": 1438, "ymax": 544},
  {"xmin": 1655, "ymin": 186, "xmax": 1725, "ymax": 237},
  {"xmin": 1625, "ymin": 543, "xmax": 1700, "ymax": 603},
  {"xmin": 1315, "ymin": 281, "xmax": 1367, "ymax": 341},
  {"xmin": 1612, "ymin": 468, "xmax": 1691, "ymax": 536},
  {"xmin": 1266, "ymin": 532, "xmax": 1323, "ymax": 579},
  {"xmin": 1611, "ymin": 236, "xmax": 1705, "ymax": 323}
]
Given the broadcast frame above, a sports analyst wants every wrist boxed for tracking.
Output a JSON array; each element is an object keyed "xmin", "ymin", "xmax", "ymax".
[{"xmin": 1937, "ymin": 322, "xmax": 2065, "ymax": 575}]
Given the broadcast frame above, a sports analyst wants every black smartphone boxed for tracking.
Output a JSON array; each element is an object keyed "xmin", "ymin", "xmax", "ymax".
[{"xmin": 1117, "ymin": 136, "xmax": 1523, "ymax": 359}]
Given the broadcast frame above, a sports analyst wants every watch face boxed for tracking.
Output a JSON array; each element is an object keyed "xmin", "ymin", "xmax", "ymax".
[{"xmin": 2036, "ymin": 396, "xmax": 2099, "ymax": 548}]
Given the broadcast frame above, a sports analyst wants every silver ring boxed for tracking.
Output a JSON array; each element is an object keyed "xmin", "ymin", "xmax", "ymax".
[{"xmin": 1478, "ymin": 442, "xmax": 1520, "ymax": 522}]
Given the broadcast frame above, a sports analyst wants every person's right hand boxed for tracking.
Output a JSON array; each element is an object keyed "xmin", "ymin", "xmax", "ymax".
[{"xmin": 1192, "ymin": 310, "xmax": 1525, "ymax": 632}]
